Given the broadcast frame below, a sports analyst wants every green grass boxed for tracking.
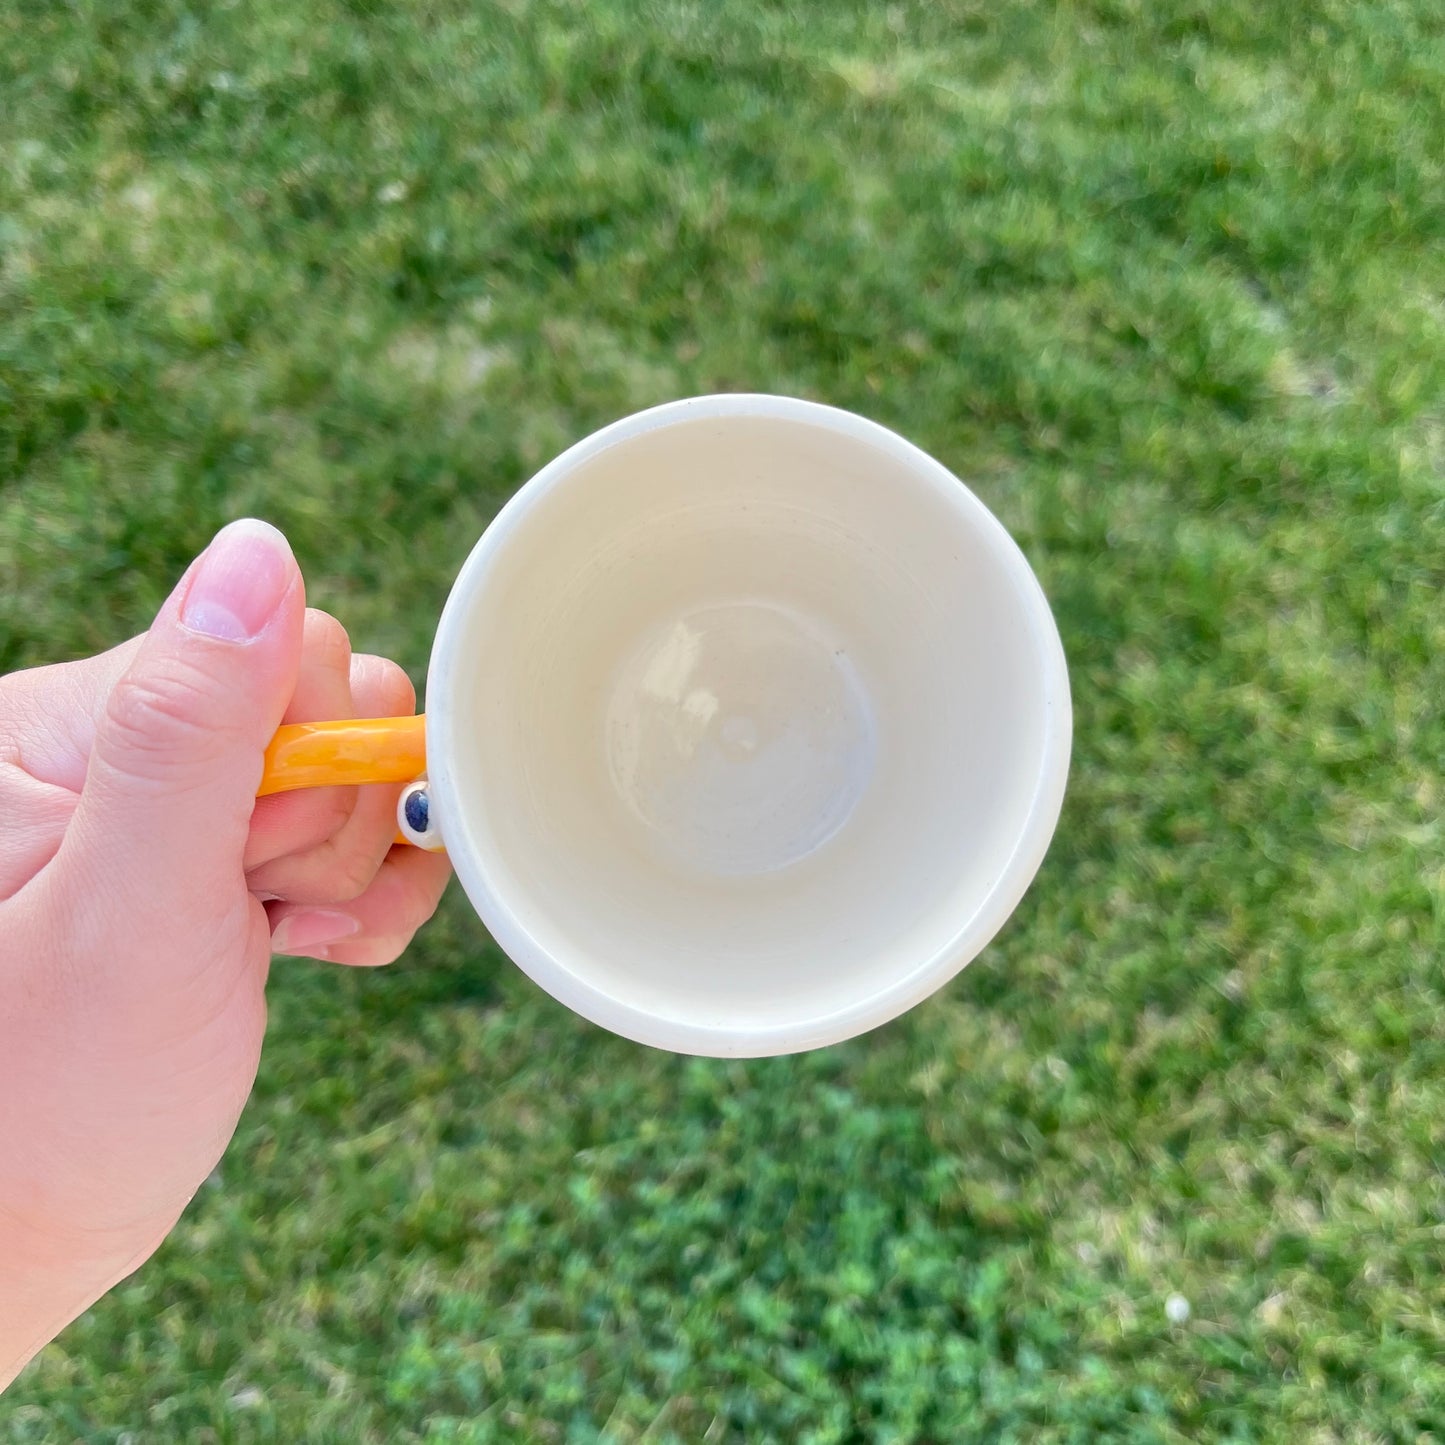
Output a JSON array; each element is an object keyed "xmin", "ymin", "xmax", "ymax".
[{"xmin": 3, "ymin": 0, "xmax": 1444, "ymax": 1439}]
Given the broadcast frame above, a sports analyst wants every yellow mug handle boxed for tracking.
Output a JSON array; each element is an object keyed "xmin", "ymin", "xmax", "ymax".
[{"xmin": 258, "ymin": 714, "xmax": 427, "ymax": 796}]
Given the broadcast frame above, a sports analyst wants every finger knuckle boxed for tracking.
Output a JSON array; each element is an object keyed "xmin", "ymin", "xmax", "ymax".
[
  {"xmin": 316, "ymin": 791, "xmax": 357, "ymax": 839},
  {"xmin": 379, "ymin": 659, "xmax": 416, "ymax": 713},
  {"xmin": 330, "ymin": 847, "xmax": 381, "ymax": 903},
  {"xmin": 286, "ymin": 787, "xmax": 357, "ymax": 846},
  {"xmin": 353, "ymin": 654, "xmax": 416, "ymax": 714},
  {"xmin": 304, "ymin": 609, "xmax": 352, "ymax": 668},
  {"xmin": 101, "ymin": 661, "xmax": 234, "ymax": 779}
]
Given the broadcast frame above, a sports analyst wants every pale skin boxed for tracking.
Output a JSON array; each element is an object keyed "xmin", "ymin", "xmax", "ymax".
[{"xmin": 0, "ymin": 520, "xmax": 451, "ymax": 1389}]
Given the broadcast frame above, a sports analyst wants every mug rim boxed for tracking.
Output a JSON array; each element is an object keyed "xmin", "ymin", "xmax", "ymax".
[{"xmin": 426, "ymin": 393, "xmax": 1072, "ymax": 1055}]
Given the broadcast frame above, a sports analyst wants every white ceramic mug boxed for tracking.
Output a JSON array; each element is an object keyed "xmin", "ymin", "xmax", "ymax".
[{"xmin": 261, "ymin": 395, "xmax": 1071, "ymax": 1056}]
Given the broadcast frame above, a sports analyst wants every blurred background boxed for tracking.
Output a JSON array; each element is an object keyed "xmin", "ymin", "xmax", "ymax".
[{"xmin": 3, "ymin": 0, "xmax": 1442, "ymax": 1439}]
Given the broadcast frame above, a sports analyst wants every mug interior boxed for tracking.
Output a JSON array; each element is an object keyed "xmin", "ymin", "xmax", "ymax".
[{"xmin": 430, "ymin": 397, "xmax": 1069, "ymax": 1054}]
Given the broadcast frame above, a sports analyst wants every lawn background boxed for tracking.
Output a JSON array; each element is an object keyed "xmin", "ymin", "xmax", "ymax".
[{"xmin": 2, "ymin": 0, "xmax": 1443, "ymax": 1440}]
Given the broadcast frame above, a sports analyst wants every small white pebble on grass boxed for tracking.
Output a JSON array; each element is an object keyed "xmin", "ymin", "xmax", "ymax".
[
  {"xmin": 377, "ymin": 180, "xmax": 409, "ymax": 204},
  {"xmin": 229, "ymin": 1386, "xmax": 266, "ymax": 1410},
  {"xmin": 1165, "ymin": 1293, "xmax": 1191, "ymax": 1325}
]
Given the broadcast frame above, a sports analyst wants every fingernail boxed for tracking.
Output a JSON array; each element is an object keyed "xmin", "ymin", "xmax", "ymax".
[
  {"xmin": 181, "ymin": 519, "xmax": 294, "ymax": 643},
  {"xmin": 271, "ymin": 909, "xmax": 361, "ymax": 955}
]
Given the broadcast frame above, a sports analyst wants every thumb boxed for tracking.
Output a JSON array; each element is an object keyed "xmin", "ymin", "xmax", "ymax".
[{"xmin": 66, "ymin": 519, "xmax": 305, "ymax": 908}]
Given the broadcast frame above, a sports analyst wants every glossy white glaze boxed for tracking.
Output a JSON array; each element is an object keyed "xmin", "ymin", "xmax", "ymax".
[
  {"xmin": 604, "ymin": 600, "xmax": 875, "ymax": 878},
  {"xmin": 425, "ymin": 395, "xmax": 1071, "ymax": 1055}
]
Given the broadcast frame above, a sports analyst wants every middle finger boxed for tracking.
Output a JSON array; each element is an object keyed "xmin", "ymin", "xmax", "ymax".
[{"xmin": 246, "ymin": 652, "xmax": 417, "ymax": 906}]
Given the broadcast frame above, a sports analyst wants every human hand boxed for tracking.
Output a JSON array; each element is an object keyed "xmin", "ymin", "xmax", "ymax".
[{"xmin": 0, "ymin": 520, "xmax": 451, "ymax": 1386}]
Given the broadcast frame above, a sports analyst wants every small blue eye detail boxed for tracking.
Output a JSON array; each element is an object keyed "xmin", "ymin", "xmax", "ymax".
[{"xmin": 404, "ymin": 788, "xmax": 430, "ymax": 835}]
